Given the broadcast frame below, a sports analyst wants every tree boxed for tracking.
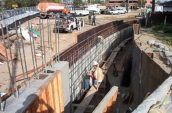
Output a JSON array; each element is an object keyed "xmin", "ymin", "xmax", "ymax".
[
  {"xmin": 54, "ymin": 0, "xmax": 61, "ymax": 3},
  {"xmin": 138, "ymin": 0, "xmax": 147, "ymax": 7},
  {"xmin": 5, "ymin": 0, "xmax": 39, "ymax": 8},
  {"xmin": 73, "ymin": 0, "xmax": 82, "ymax": 7}
]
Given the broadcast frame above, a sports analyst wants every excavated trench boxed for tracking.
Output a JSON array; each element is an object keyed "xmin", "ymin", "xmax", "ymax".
[{"xmin": 81, "ymin": 40, "xmax": 169, "ymax": 113}]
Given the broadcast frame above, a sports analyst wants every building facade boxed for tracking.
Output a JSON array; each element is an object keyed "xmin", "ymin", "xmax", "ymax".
[{"xmin": 107, "ymin": 0, "xmax": 138, "ymax": 9}]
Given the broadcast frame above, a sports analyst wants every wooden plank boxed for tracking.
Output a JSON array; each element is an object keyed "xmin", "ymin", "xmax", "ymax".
[
  {"xmin": 93, "ymin": 86, "xmax": 118, "ymax": 113},
  {"xmin": 53, "ymin": 74, "xmax": 60, "ymax": 113},
  {"xmin": 74, "ymin": 86, "xmax": 97, "ymax": 113},
  {"xmin": 56, "ymin": 71, "xmax": 64, "ymax": 113}
]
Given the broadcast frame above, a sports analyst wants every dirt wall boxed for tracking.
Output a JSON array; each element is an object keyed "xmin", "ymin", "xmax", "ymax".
[{"xmin": 130, "ymin": 43, "xmax": 169, "ymax": 109}]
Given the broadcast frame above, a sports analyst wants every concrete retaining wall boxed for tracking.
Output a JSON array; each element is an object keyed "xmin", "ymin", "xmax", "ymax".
[{"xmin": 71, "ymin": 26, "xmax": 133, "ymax": 101}]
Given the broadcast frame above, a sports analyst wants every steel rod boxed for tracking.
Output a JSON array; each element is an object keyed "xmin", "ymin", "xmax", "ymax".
[
  {"xmin": 54, "ymin": 17, "xmax": 58, "ymax": 61},
  {"xmin": 28, "ymin": 20, "xmax": 37, "ymax": 78},
  {"xmin": 15, "ymin": 21, "xmax": 27, "ymax": 87},
  {"xmin": 18, "ymin": 21, "xmax": 29, "ymax": 85},
  {"xmin": 30, "ymin": 23, "xmax": 38, "ymax": 73},
  {"xmin": 57, "ymin": 15, "xmax": 60, "ymax": 62},
  {"xmin": 41, "ymin": 19, "xmax": 47, "ymax": 66},
  {"xmin": 0, "ymin": 24, "xmax": 13, "ymax": 92},
  {"xmin": 39, "ymin": 19, "xmax": 44, "ymax": 66}
]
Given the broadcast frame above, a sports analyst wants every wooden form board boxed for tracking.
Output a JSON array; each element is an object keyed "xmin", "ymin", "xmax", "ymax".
[
  {"xmin": 25, "ymin": 71, "xmax": 64, "ymax": 113},
  {"xmin": 93, "ymin": 86, "xmax": 118, "ymax": 113}
]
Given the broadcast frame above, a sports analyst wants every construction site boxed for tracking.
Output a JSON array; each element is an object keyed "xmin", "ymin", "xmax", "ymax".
[{"xmin": 0, "ymin": 2, "xmax": 172, "ymax": 113}]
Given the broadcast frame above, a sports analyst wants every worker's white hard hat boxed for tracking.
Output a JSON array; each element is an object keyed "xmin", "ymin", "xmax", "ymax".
[{"xmin": 93, "ymin": 61, "xmax": 99, "ymax": 66}]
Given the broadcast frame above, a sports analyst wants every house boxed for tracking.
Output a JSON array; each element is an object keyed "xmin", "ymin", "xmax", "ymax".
[
  {"xmin": 107, "ymin": 0, "xmax": 139, "ymax": 9},
  {"xmin": 160, "ymin": 0, "xmax": 172, "ymax": 12}
]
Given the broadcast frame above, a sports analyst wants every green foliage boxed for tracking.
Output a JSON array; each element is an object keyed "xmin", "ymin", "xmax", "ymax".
[
  {"xmin": 5, "ymin": 0, "xmax": 38, "ymax": 8},
  {"xmin": 54, "ymin": 0, "xmax": 61, "ymax": 3},
  {"xmin": 73, "ymin": 0, "xmax": 82, "ymax": 7},
  {"xmin": 121, "ymin": 1, "xmax": 126, "ymax": 7},
  {"xmin": 153, "ymin": 24, "xmax": 172, "ymax": 34},
  {"xmin": 138, "ymin": 0, "xmax": 147, "ymax": 7},
  {"xmin": 93, "ymin": 0, "xmax": 102, "ymax": 4},
  {"xmin": 0, "ymin": 7, "xmax": 3, "ymax": 12},
  {"xmin": 152, "ymin": 24, "xmax": 172, "ymax": 45}
]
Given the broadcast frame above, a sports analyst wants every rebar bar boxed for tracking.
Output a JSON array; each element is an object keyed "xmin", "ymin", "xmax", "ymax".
[
  {"xmin": 41, "ymin": 19, "xmax": 47, "ymax": 66},
  {"xmin": 0, "ymin": 24, "xmax": 13, "ymax": 92},
  {"xmin": 30, "ymin": 23, "xmax": 38, "ymax": 73},
  {"xmin": 39, "ymin": 19, "xmax": 44, "ymax": 67},
  {"xmin": 28, "ymin": 20, "xmax": 37, "ymax": 78},
  {"xmin": 54, "ymin": 17, "xmax": 58, "ymax": 61},
  {"xmin": 18, "ymin": 21, "xmax": 29, "ymax": 85},
  {"xmin": 15, "ymin": 21, "xmax": 27, "ymax": 87}
]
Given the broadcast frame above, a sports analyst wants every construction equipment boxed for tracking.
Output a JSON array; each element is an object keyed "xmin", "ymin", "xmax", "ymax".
[{"xmin": 37, "ymin": 2, "xmax": 70, "ymax": 18}]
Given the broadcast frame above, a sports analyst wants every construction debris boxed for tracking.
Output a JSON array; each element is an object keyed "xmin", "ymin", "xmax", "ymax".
[{"xmin": 147, "ymin": 39, "xmax": 172, "ymax": 66}]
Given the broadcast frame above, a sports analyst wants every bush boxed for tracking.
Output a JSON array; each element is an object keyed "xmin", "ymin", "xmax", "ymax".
[{"xmin": 163, "ymin": 25, "xmax": 172, "ymax": 34}]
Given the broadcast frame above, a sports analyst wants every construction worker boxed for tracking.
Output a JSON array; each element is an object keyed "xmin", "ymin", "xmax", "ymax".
[
  {"xmin": 92, "ymin": 61, "xmax": 104, "ymax": 90},
  {"xmin": 92, "ymin": 13, "xmax": 96, "ymax": 26},
  {"xmin": 88, "ymin": 13, "xmax": 92, "ymax": 25}
]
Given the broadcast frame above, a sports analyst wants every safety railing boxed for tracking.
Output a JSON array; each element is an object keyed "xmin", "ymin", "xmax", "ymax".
[
  {"xmin": 0, "ymin": 7, "xmax": 37, "ymax": 21},
  {"xmin": 0, "ymin": 7, "xmax": 38, "ymax": 28}
]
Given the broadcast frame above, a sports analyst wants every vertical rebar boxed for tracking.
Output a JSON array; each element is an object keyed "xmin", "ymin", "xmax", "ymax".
[
  {"xmin": 15, "ymin": 21, "xmax": 27, "ymax": 87},
  {"xmin": 47, "ymin": 18, "xmax": 53, "ymax": 67},
  {"xmin": 39, "ymin": 19, "xmax": 44, "ymax": 66},
  {"xmin": 28, "ymin": 20, "xmax": 37, "ymax": 78},
  {"xmin": 47, "ymin": 19, "xmax": 50, "ymax": 49},
  {"xmin": 41, "ymin": 19, "xmax": 47, "ymax": 66},
  {"xmin": 0, "ymin": 24, "xmax": 12, "ymax": 92},
  {"xmin": 57, "ymin": 14, "xmax": 60, "ymax": 62},
  {"xmin": 18, "ymin": 21, "xmax": 29, "ymax": 85},
  {"xmin": 54, "ymin": 16, "xmax": 58, "ymax": 61},
  {"xmin": 6, "ymin": 25, "xmax": 13, "ymax": 64},
  {"xmin": 30, "ymin": 23, "xmax": 38, "ymax": 72},
  {"xmin": 49, "ymin": 19, "xmax": 52, "ymax": 49}
]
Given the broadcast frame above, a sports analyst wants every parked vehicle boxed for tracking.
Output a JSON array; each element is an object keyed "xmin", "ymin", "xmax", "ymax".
[
  {"xmin": 37, "ymin": 2, "xmax": 70, "ymax": 18},
  {"xmin": 71, "ymin": 10, "xmax": 89, "ymax": 16},
  {"xmin": 53, "ymin": 14, "xmax": 77, "ymax": 33},
  {"xmin": 109, "ymin": 8, "xmax": 127, "ymax": 15},
  {"xmin": 86, "ymin": 4, "xmax": 100, "ymax": 14},
  {"xmin": 109, "ymin": 9, "xmax": 119, "ymax": 15}
]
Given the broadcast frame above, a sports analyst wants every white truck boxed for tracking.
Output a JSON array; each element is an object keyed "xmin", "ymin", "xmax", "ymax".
[
  {"xmin": 109, "ymin": 7, "xmax": 127, "ymax": 15},
  {"xmin": 54, "ymin": 15, "xmax": 77, "ymax": 33},
  {"xmin": 70, "ymin": 10, "xmax": 89, "ymax": 16},
  {"xmin": 86, "ymin": 4, "xmax": 100, "ymax": 14}
]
